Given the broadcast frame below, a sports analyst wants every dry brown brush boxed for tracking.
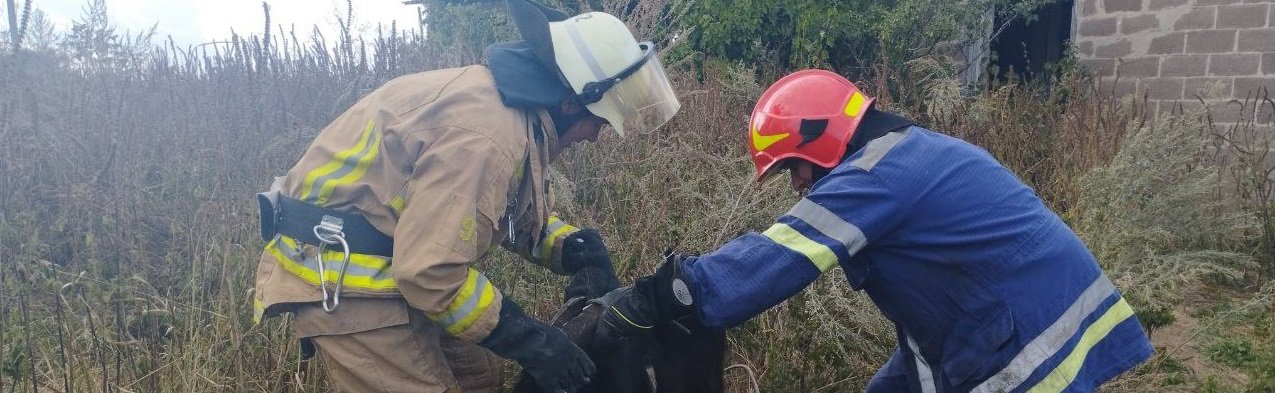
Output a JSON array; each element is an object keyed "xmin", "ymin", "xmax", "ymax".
[{"xmin": 0, "ymin": 10, "xmax": 1270, "ymax": 393}]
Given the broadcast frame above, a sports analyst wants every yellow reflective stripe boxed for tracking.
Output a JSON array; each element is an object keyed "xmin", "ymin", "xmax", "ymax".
[
  {"xmin": 610, "ymin": 305, "xmax": 653, "ymax": 329},
  {"xmin": 313, "ymin": 122, "xmax": 382, "ymax": 204},
  {"xmin": 1026, "ymin": 298, "xmax": 1136, "ymax": 393},
  {"xmin": 761, "ymin": 223, "xmax": 838, "ymax": 271},
  {"xmin": 268, "ymin": 237, "xmax": 398, "ymax": 291},
  {"xmin": 751, "ymin": 124, "xmax": 791, "ymax": 152},
  {"xmin": 253, "ymin": 298, "xmax": 265, "ymax": 324},
  {"xmin": 280, "ymin": 236, "xmax": 393, "ymax": 273},
  {"xmin": 389, "ymin": 195, "xmax": 406, "ymax": 215},
  {"xmin": 540, "ymin": 216, "xmax": 579, "ymax": 261},
  {"xmin": 430, "ymin": 269, "xmax": 498, "ymax": 335},
  {"xmin": 844, "ymin": 92, "xmax": 867, "ymax": 118},
  {"xmin": 446, "ymin": 281, "xmax": 495, "ymax": 335},
  {"xmin": 299, "ymin": 120, "xmax": 381, "ymax": 204}
]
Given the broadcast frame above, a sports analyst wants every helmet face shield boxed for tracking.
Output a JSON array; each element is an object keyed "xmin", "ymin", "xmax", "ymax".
[
  {"xmin": 549, "ymin": 11, "xmax": 681, "ymax": 136},
  {"xmin": 592, "ymin": 46, "xmax": 680, "ymax": 135}
]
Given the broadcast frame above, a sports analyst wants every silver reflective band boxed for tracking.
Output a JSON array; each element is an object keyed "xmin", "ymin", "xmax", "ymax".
[
  {"xmin": 563, "ymin": 18, "xmax": 609, "ymax": 80},
  {"xmin": 850, "ymin": 129, "xmax": 911, "ymax": 171},
  {"xmin": 786, "ymin": 198, "xmax": 867, "ymax": 256},
  {"xmin": 275, "ymin": 237, "xmax": 393, "ymax": 282},
  {"xmin": 563, "ymin": 17, "xmax": 656, "ymax": 105},
  {"xmin": 303, "ymin": 131, "xmax": 380, "ymax": 203},
  {"xmin": 436, "ymin": 274, "xmax": 492, "ymax": 328},
  {"xmin": 907, "ymin": 334, "xmax": 938, "ymax": 393},
  {"xmin": 970, "ymin": 275, "xmax": 1118, "ymax": 393}
]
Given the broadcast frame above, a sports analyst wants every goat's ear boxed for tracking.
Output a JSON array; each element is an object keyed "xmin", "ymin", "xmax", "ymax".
[{"xmin": 550, "ymin": 297, "xmax": 589, "ymax": 327}]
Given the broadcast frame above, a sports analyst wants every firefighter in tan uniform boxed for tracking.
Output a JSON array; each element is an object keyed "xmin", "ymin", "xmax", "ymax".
[{"xmin": 251, "ymin": 1, "xmax": 681, "ymax": 392}]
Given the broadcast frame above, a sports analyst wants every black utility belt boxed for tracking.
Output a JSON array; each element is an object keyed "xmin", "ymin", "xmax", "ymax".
[{"xmin": 257, "ymin": 191, "xmax": 394, "ymax": 257}]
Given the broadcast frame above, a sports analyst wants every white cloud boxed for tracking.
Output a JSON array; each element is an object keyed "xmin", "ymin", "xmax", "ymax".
[{"xmin": 34, "ymin": 0, "xmax": 420, "ymax": 47}]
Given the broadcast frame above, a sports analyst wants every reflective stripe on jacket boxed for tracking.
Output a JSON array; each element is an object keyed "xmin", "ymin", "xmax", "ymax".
[
  {"xmin": 253, "ymin": 66, "xmax": 580, "ymax": 343},
  {"xmin": 682, "ymin": 126, "xmax": 1153, "ymax": 391}
]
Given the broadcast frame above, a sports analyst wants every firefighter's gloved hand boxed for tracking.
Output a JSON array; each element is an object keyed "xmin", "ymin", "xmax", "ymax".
[
  {"xmin": 480, "ymin": 297, "xmax": 595, "ymax": 393},
  {"xmin": 561, "ymin": 229, "xmax": 621, "ymax": 300},
  {"xmin": 595, "ymin": 254, "xmax": 697, "ymax": 340}
]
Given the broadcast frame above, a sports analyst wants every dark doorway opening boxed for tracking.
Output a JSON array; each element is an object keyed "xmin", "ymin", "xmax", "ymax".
[{"xmin": 989, "ymin": 0, "xmax": 1075, "ymax": 82}]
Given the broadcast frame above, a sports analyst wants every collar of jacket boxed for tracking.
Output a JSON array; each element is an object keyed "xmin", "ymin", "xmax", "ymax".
[
  {"xmin": 533, "ymin": 109, "xmax": 565, "ymax": 163},
  {"xmin": 485, "ymin": 40, "xmax": 574, "ymax": 110},
  {"xmin": 846, "ymin": 107, "xmax": 916, "ymax": 157},
  {"xmin": 809, "ymin": 108, "xmax": 916, "ymax": 183}
]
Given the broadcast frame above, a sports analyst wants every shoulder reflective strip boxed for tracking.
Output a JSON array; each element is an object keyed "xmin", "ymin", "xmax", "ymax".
[
  {"xmin": 269, "ymin": 237, "xmax": 397, "ymax": 291},
  {"xmin": 971, "ymin": 275, "xmax": 1119, "ymax": 393},
  {"xmin": 538, "ymin": 217, "xmax": 578, "ymax": 261},
  {"xmin": 432, "ymin": 269, "xmax": 498, "ymax": 335},
  {"xmin": 1026, "ymin": 298, "xmax": 1136, "ymax": 393},
  {"xmin": 906, "ymin": 335, "xmax": 938, "ymax": 393},
  {"xmin": 844, "ymin": 92, "xmax": 867, "ymax": 118},
  {"xmin": 761, "ymin": 223, "xmax": 838, "ymax": 272},
  {"xmin": 787, "ymin": 198, "xmax": 867, "ymax": 255},
  {"xmin": 300, "ymin": 120, "xmax": 382, "ymax": 204},
  {"xmin": 849, "ymin": 129, "xmax": 910, "ymax": 171},
  {"xmin": 563, "ymin": 20, "xmax": 609, "ymax": 80}
]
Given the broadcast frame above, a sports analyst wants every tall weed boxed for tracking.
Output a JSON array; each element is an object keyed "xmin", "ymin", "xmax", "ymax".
[{"xmin": 1075, "ymin": 110, "xmax": 1255, "ymax": 317}]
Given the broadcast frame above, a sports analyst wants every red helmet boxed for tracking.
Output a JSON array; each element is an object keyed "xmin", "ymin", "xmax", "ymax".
[{"xmin": 748, "ymin": 69, "xmax": 875, "ymax": 181}]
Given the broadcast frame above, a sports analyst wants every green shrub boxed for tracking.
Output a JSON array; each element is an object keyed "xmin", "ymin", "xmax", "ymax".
[
  {"xmin": 1209, "ymin": 339, "xmax": 1257, "ymax": 367},
  {"xmin": 1073, "ymin": 112, "xmax": 1255, "ymax": 315}
]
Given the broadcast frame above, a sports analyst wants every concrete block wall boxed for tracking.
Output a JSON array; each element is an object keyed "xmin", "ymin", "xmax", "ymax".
[{"xmin": 1074, "ymin": 0, "xmax": 1275, "ymax": 126}]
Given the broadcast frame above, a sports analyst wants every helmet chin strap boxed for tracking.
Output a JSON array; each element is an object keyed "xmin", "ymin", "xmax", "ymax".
[{"xmin": 547, "ymin": 99, "xmax": 595, "ymax": 136}]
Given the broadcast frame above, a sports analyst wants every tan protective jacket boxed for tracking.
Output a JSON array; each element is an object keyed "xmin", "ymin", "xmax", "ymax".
[{"xmin": 253, "ymin": 65, "xmax": 581, "ymax": 343}]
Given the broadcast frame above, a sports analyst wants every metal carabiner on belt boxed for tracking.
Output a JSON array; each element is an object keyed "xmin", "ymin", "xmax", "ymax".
[{"xmin": 313, "ymin": 215, "xmax": 351, "ymax": 313}]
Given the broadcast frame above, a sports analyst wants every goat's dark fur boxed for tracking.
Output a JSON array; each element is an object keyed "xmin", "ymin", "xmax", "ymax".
[{"xmin": 513, "ymin": 264, "xmax": 727, "ymax": 393}]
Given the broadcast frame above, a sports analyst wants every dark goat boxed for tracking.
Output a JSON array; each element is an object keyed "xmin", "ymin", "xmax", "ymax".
[{"xmin": 514, "ymin": 261, "xmax": 727, "ymax": 393}]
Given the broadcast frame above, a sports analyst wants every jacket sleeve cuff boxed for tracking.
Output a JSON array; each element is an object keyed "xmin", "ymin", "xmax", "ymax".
[
  {"xmin": 424, "ymin": 268, "xmax": 505, "ymax": 343},
  {"xmin": 538, "ymin": 215, "xmax": 580, "ymax": 275}
]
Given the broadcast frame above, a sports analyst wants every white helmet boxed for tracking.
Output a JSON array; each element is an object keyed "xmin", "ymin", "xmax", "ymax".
[{"xmin": 548, "ymin": 12, "xmax": 680, "ymax": 136}]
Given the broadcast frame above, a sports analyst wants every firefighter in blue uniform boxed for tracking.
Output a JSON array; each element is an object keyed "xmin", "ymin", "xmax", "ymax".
[{"xmin": 596, "ymin": 69, "xmax": 1153, "ymax": 392}]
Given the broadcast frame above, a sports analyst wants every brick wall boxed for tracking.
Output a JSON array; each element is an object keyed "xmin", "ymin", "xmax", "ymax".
[{"xmin": 1074, "ymin": 0, "xmax": 1275, "ymax": 125}]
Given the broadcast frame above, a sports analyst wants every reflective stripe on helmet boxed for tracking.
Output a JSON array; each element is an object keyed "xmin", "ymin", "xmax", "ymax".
[
  {"xmin": 749, "ymin": 70, "xmax": 876, "ymax": 181},
  {"xmin": 549, "ymin": 12, "xmax": 680, "ymax": 136},
  {"xmin": 563, "ymin": 19, "xmax": 610, "ymax": 80}
]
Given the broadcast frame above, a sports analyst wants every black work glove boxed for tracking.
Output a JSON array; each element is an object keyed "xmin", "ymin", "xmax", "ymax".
[
  {"xmin": 480, "ymin": 297, "xmax": 596, "ymax": 393},
  {"xmin": 596, "ymin": 253, "xmax": 697, "ymax": 340},
  {"xmin": 561, "ymin": 229, "xmax": 621, "ymax": 300}
]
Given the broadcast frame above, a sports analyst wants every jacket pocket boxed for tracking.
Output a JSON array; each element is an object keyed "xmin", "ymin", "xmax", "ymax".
[
  {"xmin": 940, "ymin": 272, "xmax": 1016, "ymax": 387},
  {"xmin": 435, "ymin": 193, "xmax": 491, "ymax": 259},
  {"xmin": 293, "ymin": 297, "xmax": 411, "ymax": 338}
]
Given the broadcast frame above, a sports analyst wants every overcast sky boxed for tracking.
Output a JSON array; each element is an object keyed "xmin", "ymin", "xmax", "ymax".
[{"xmin": 25, "ymin": 0, "xmax": 421, "ymax": 47}]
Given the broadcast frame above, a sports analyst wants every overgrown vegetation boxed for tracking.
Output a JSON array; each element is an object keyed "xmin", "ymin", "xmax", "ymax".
[{"xmin": 2, "ymin": 0, "xmax": 1274, "ymax": 392}]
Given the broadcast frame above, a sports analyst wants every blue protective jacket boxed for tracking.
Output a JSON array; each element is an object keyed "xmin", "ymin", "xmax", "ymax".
[{"xmin": 681, "ymin": 126, "xmax": 1153, "ymax": 392}]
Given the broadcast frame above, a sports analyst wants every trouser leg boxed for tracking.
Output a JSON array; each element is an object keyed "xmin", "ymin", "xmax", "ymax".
[
  {"xmin": 308, "ymin": 310, "xmax": 460, "ymax": 393},
  {"xmin": 440, "ymin": 332, "xmax": 504, "ymax": 393}
]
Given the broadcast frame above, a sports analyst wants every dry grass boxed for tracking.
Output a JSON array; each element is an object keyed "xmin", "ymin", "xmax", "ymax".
[{"xmin": 1, "ymin": 10, "xmax": 1271, "ymax": 393}]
